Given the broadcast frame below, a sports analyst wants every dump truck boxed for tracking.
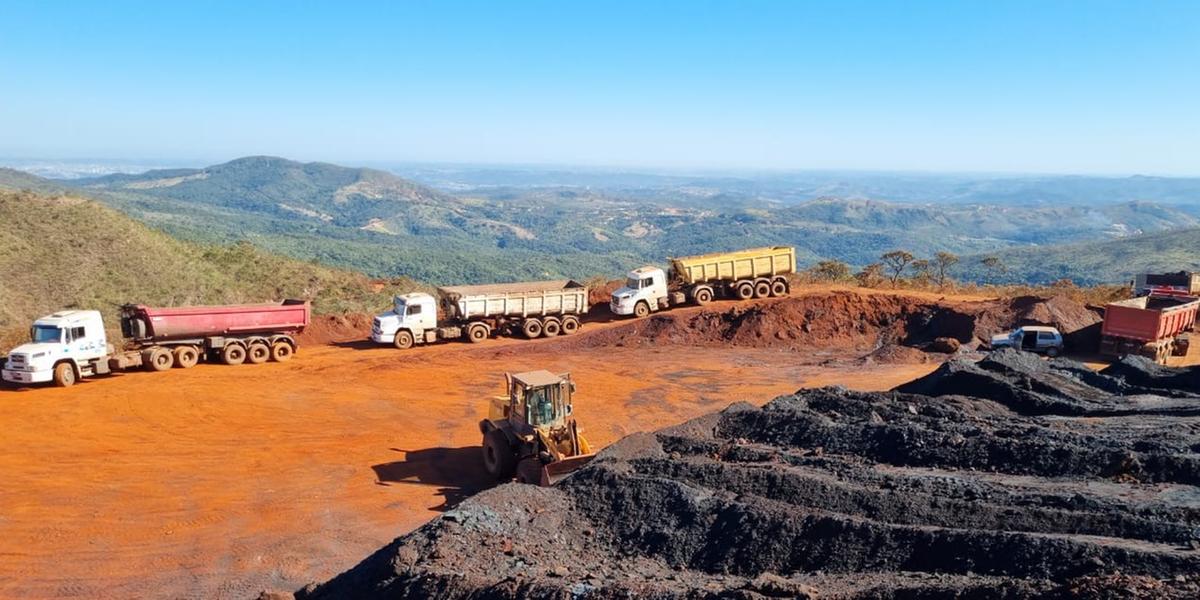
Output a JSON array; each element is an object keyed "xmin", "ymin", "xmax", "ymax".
[
  {"xmin": 2, "ymin": 300, "xmax": 309, "ymax": 387},
  {"xmin": 370, "ymin": 280, "xmax": 589, "ymax": 349},
  {"xmin": 1099, "ymin": 295, "xmax": 1199, "ymax": 363},
  {"xmin": 610, "ymin": 246, "xmax": 796, "ymax": 317},
  {"xmin": 1134, "ymin": 272, "xmax": 1200, "ymax": 298},
  {"xmin": 479, "ymin": 370, "xmax": 594, "ymax": 486}
]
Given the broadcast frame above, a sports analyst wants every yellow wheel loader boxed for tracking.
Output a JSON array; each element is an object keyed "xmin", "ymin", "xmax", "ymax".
[{"xmin": 479, "ymin": 370, "xmax": 595, "ymax": 486}]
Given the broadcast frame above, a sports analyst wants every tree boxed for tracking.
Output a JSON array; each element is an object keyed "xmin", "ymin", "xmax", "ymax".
[
  {"xmin": 981, "ymin": 255, "xmax": 1007, "ymax": 283},
  {"xmin": 856, "ymin": 263, "xmax": 885, "ymax": 288},
  {"xmin": 910, "ymin": 259, "xmax": 932, "ymax": 286},
  {"xmin": 932, "ymin": 251, "xmax": 959, "ymax": 287},
  {"xmin": 806, "ymin": 260, "xmax": 851, "ymax": 282},
  {"xmin": 880, "ymin": 250, "xmax": 915, "ymax": 287}
]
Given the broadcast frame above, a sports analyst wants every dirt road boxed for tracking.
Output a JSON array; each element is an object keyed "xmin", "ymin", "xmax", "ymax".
[{"xmin": 0, "ymin": 297, "xmax": 942, "ymax": 599}]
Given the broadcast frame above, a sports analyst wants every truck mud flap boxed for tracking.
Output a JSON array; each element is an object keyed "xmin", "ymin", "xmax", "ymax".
[{"xmin": 540, "ymin": 453, "xmax": 596, "ymax": 486}]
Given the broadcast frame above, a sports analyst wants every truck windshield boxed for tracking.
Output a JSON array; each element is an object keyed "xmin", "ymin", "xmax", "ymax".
[
  {"xmin": 393, "ymin": 299, "xmax": 406, "ymax": 314},
  {"xmin": 625, "ymin": 277, "xmax": 641, "ymax": 289},
  {"xmin": 31, "ymin": 325, "xmax": 62, "ymax": 343}
]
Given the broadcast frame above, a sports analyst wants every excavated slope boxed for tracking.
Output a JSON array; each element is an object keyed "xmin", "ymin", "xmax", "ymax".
[{"xmin": 299, "ymin": 349, "xmax": 1200, "ymax": 599}]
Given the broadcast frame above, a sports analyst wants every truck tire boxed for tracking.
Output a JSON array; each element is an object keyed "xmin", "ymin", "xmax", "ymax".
[
  {"xmin": 222, "ymin": 344, "xmax": 247, "ymax": 366},
  {"xmin": 53, "ymin": 362, "xmax": 76, "ymax": 387},
  {"xmin": 633, "ymin": 301, "xmax": 650, "ymax": 318},
  {"xmin": 770, "ymin": 279, "xmax": 789, "ymax": 297},
  {"xmin": 247, "ymin": 342, "xmax": 270, "ymax": 364},
  {"xmin": 147, "ymin": 347, "xmax": 174, "ymax": 371},
  {"xmin": 694, "ymin": 287, "xmax": 714, "ymax": 305},
  {"xmin": 467, "ymin": 323, "xmax": 489, "ymax": 343},
  {"xmin": 393, "ymin": 330, "xmax": 414, "ymax": 350},
  {"xmin": 270, "ymin": 341, "xmax": 294, "ymax": 362},
  {"xmin": 542, "ymin": 317, "xmax": 562, "ymax": 337},
  {"xmin": 173, "ymin": 346, "xmax": 200, "ymax": 369},
  {"xmin": 522, "ymin": 319, "xmax": 543, "ymax": 339},
  {"xmin": 735, "ymin": 281, "xmax": 755, "ymax": 300},
  {"xmin": 482, "ymin": 428, "xmax": 516, "ymax": 480},
  {"xmin": 754, "ymin": 280, "xmax": 772, "ymax": 299},
  {"xmin": 561, "ymin": 315, "xmax": 581, "ymax": 335}
]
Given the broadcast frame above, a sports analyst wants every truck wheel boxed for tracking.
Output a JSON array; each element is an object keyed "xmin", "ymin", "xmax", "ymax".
[
  {"xmin": 222, "ymin": 344, "xmax": 247, "ymax": 366},
  {"xmin": 633, "ymin": 301, "xmax": 650, "ymax": 318},
  {"xmin": 173, "ymin": 346, "xmax": 199, "ymax": 369},
  {"xmin": 770, "ymin": 279, "xmax": 789, "ymax": 297},
  {"xmin": 53, "ymin": 362, "xmax": 76, "ymax": 387},
  {"xmin": 561, "ymin": 316, "xmax": 581, "ymax": 335},
  {"xmin": 754, "ymin": 280, "xmax": 772, "ymax": 299},
  {"xmin": 482, "ymin": 429, "xmax": 516, "ymax": 480},
  {"xmin": 542, "ymin": 318, "xmax": 562, "ymax": 337},
  {"xmin": 270, "ymin": 341, "xmax": 294, "ymax": 362},
  {"xmin": 147, "ymin": 347, "xmax": 174, "ymax": 371},
  {"xmin": 247, "ymin": 343, "xmax": 270, "ymax": 364},
  {"xmin": 467, "ymin": 323, "xmax": 489, "ymax": 343},
  {"xmin": 694, "ymin": 287, "xmax": 714, "ymax": 305},
  {"xmin": 393, "ymin": 330, "xmax": 414, "ymax": 350},
  {"xmin": 735, "ymin": 281, "xmax": 755, "ymax": 300},
  {"xmin": 522, "ymin": 319, "xmax": 543, "ymax": 339}
]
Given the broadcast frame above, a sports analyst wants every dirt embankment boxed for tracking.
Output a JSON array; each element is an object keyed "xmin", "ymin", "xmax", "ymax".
[
  {"xmin": 298, "ymin": 349, "xmax": 1200, "ymax": 599},
  {"xmin": 568, "ymin": 290, "xmax": 1102, "ymax": 358}
]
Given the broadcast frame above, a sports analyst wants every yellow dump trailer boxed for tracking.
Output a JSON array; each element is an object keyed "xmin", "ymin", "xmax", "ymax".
[{"xmin": 670, "ymin": 246, "xmax": 796, "ymax": 286}]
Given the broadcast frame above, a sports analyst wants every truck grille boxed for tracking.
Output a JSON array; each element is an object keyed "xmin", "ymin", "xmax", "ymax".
[{"xmin": 7, "ymin": 353, "xmax": 28, "ymax": 369}]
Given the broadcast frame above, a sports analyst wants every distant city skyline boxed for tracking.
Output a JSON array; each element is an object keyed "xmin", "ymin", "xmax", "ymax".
[{"xmin": 1, "ymin": 1, "xmax": 1197, "ymax": 176}]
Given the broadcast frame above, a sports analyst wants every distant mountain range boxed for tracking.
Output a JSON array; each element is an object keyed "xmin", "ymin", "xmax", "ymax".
[{"xmin": 3, "ymin": 157, "xmax": 1199, "ymax": 285}]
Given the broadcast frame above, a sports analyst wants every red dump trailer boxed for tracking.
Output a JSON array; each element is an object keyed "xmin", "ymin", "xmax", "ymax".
[
  {"xmin": 116, "ymin": 299, "xmax": 311, "ymax": 370},
  {"xmin": 1099, "ymin": 295, "xmax": 1199, "ymax": 363}
]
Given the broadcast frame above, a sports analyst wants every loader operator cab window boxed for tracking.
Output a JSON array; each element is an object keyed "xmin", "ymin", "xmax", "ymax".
[
  {"xmin": 524, "ymin": 385, "xmax": 559, "ymax": 427},
  {"xmin": 32, "ymin": 325, "xmax": 62, "ymax": 343}
]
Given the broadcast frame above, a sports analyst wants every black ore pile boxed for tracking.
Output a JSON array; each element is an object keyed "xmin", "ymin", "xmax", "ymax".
[{"xmin": 298, "ymin": 350, "xmax": 1200, "ymax": 599}]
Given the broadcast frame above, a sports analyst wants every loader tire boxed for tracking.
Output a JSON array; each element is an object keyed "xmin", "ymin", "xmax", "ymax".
[
  {"xmin": 222, "ymin": 344, "xmax": 247, "ymax": 366},
  {"xmin": 467, "ymin": 323, "xmax": 489, "ymax": 343},
  {"xmin": 53, "ymin": 362, "xmax": 76, "ymax": 387},
  {"xmin": 754, "ymin": 280, "xmax": 772, "ymax": 299},
  {"xmin": 147, "ymin": 347, "xmax": 174, "ymax": 371},
  {"xmin": 482, "ymin": 429, "xmax": 516, "ymax": 480},
  {"xmin": 522, "ymin": 319, "xmax": 543, "ymax": 339},
  {"xmin": 173, "ymin": 346, "xmax": 200, "ymax": 369},
  {"xmin": 393, "ymin": 330, "xmax": 414, "ymax": 350},
  {"xmin": 516, "ymin": 457, "xmax": 544, "ymax": 485},
  {"xmin": 561, "ymin": 315, "xmax": 581, "ymax": 335},
  {"xmin": 735, "ymin": 281, "xmax": 755, "ymax": 300},
  {"xmin": 247, "ymin": 343, "xmax": 270, "ymax": 364},
  {"xmin": 633, "ymin": 301, "xmax": 650, "ymax": 318},
  {"xmin": 270, "ymin": 341, "xmax": 294, "ymax": 362},
  {"xmin": 542, "ymin": 317, "xmax": 561, "ymax": 337}
]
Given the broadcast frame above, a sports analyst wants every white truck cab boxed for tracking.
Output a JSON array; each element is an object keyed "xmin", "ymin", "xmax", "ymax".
[
  {"xmin": 370, "ymin": 293, "xmax": 437, "ymax": 345},
  {"xmin": 3, "ymin": 310, "xmax": 109, "ymax": 386},
  {"xmin": 990, "ymin": 325, "xmax": 1064, "ymax": 357},
  {"xmin": 610, "ymin": 267, "xmax": 669, "ymax": 317}
]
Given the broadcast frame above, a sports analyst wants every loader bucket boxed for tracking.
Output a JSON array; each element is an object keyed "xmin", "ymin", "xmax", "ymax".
[{"xmin": 539, "ymin": 453, "xmax": 596, "ymax": 486}]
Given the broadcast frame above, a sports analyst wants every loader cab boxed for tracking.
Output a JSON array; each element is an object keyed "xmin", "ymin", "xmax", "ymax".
[{"xmin": 506, "ymin": 370, "xmax": 576, "ymax": 430}]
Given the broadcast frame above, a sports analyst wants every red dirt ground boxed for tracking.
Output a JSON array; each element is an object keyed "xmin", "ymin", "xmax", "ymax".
[{"xmin": 0, "ymin": 287, "xmax": 1067, "ymax": 599}]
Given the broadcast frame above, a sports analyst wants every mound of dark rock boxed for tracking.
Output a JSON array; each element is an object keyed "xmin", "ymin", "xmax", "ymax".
[
  {"xmin": 1101, "ymin": 355, "xmax": 1200, "ymax": 394},
  {"xmin": 299, "ymin": 376, "xmax": 1200, "ymax": 600}
]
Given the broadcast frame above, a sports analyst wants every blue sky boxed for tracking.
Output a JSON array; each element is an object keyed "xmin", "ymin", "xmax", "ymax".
[{"xmin": 0, "ymin": 1, "xmax": 1197, "ymax": 174}]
